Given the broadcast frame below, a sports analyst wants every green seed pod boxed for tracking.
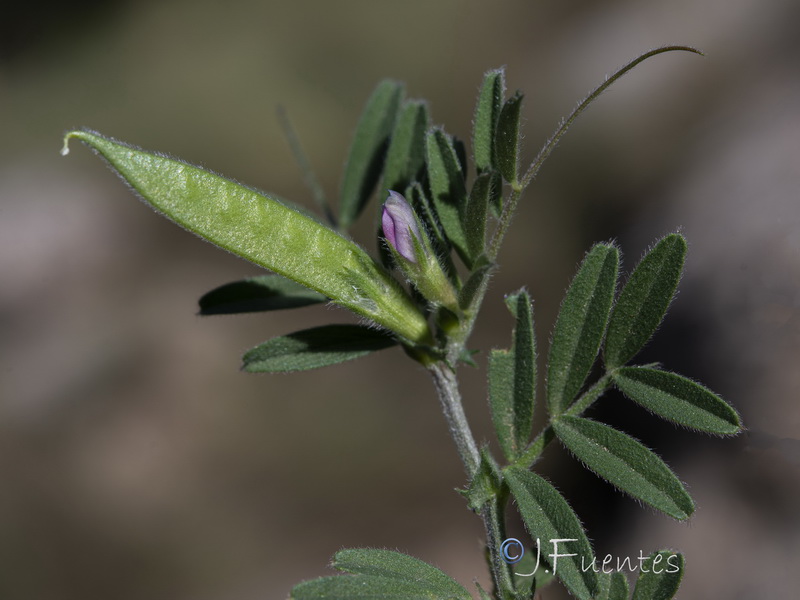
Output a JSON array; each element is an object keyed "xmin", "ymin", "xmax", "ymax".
[{"xmin": 63, "ymin": 129, "xmax": 432, "ymax": 345}]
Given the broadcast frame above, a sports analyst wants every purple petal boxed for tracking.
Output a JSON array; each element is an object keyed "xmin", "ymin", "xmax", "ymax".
[{"xmin": 382, "ymin": 191, "xmax": 421, "ymax": 263}]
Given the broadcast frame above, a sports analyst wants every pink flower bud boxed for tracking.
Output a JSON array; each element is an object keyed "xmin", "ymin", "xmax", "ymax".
[{"xmin": 382, "ymin": 191, "xmax": 421, "ymax": 263}]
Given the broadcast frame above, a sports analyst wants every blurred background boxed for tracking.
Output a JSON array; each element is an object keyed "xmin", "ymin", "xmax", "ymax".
[{"xmin": 1, "ymin": 0, "xmax": 799, "ymax": 598}]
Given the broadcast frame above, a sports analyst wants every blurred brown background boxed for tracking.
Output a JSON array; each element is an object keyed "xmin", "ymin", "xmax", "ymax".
[{"xmin": 1, "ymin": 1, "xmax": 799, "ymax": 598}]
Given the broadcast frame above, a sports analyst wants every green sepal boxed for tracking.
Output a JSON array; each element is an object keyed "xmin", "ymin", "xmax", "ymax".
[
  {"xmin": 338, "ymin": 80, "xmax": 404, "ymax": 228},
  {"xmin": 552, "ymin": 416, "xmax": 695, "ymax": 520},
  {"xmin": 495, "ymin": 91, "xmax": 524, "ymax": 187},
  {"xmin": 242, "ymin": 325, "xmax": 397, "ymax": 373},
  {"xmin": 464, "ymin": 172, "xmax": 493, "ymax": 261},
  {"xmin": 63, "ymin": 129, "xmax": 432, "ymax": 345},
  {"xmin": 489, "ymin": 289, "xmax": 536, "ymax": 461},
  {"xmin": 473, "ymin": 68, "xmax": 506, "ymax": 174},
  {"xmin": 329, "ymin": 548, "xmax": 471, "ymax": 600},
  {"xmin": 631, "ymin": 551, "xmax": 684, "ymax": 600},
  {"xmin": 198, "ymin": 274, "xmax": 326, "ymax": 315},
  {"xmin": 425, "ymin": 128, "xmax": 469, "ymax": 264},
  {"xmin": 604, "ymin": 234, "xmax": 687, "ymax": 369},
  {"xmin": 380, "ymin": 100, "xmax": 430, "ymax": 201},
  {"xmin": 547, "ymin": 244, "xmax": 619, "ymax": 416},
  {"xmin": 613, "ymin": 367, "xmax": 742, "ymax": 435},
  {"xmin": 504, "ymin": 466, "xmax": 598, "ymax": 600}
]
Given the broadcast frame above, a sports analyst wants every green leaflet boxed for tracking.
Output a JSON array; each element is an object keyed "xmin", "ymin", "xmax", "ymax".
[
  {"xmin": 613, "ymin": 367, "xmax": 742, "ymax": 435},
  {"xmin": 604, "ymin": 234, "xmax": 687, "ymax": 369},
  {"xmin": 608, "ymin": 572, "xmax": 630, "ymax": 600},
  {"xmin": 473, "ymin": 68, "xmax": 506, "ymax": 174},
  {"xmin": 511, "ymin": 547, "xmax": 555, "ymax": 598},
  {"xmin": 489, "ymin": 289, "xmax": 536, "ymax": 461},
  {"xmin": 338, "ymin": 80, "xmax": 404, "ymax": 228},
  {"xmin": 64, "ymin": 129, "xmax": 431, "ymax": 345},
  {"xmin": 380, "ymin": 100, "xmax": 430, "ymax": 201},
  {"xmin": 552, "ymin": 416, "xmax": 694, "ymax": 520},
  {"xmin": 425, "ymin": 128, "xmax": 469, "ymax": 264},
  {"xmin": 290, "ymin": 548, "xmax": 471, "ymax": 600},
  {"xmin": 495, "ymin": 91, "xmax": 524, "ymax": 187},
  {"xmin": 452, "ymin": 136, "xmax": 469, "ymax": 180},
  {"xmin": 487, "ymin": 170, "xmax": 503, "ymax": 216},
  {"xmin": 631, "ymin": 551, "xmax": 684, "ymax": 600},
  {"xmin": 405, "ymin": 182, "xmax": 448, "ymax": 252},
  {"xmin": 547, "ymin": 244, "xmax": 619, "ymax": 416},
  {"xmin": 458, "ymin": 254, "xmax": 493, "ymax": 312},
  {"xmin": 242, "ymin": 325, "xmax": 397, "ymax": 373},
  {"xmin": 464, "ymin": 172, "xmax": 493, "ymax": 261},
  {"xmin": 505, "ymin": 467, "xmax": 598, "ymax": 600},
  {"xmin": 332, "ymin": 549, "xmax": 470, "ymax": 600},
  {"xmin": 198, "ymin": 274, "xmax": 326, "ymax": 315},
  {"xmin": 290, "ymin": 574, "xmax": 445, "ymax": 600},
  {"xmin": 594, "ymin": 571, "xmax": 629, "ymax": 600}
]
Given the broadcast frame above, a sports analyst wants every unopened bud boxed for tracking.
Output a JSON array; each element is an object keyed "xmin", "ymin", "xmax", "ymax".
[
  {"xmin": 382, "ymin": 190, "xmax": 421, "ymax": 263},
  {"xmin": 381, "ymin": 191, "xmax": 459, "ymax": 313}
]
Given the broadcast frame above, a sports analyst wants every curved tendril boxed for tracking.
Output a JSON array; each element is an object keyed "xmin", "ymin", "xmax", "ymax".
[
  {"xmin": 520, "ymin": 45, "xmax": 703, "ymax": 189},
  {"xmin": 488, "ymin": 46, "xmax": 702, "ymax": 262}
]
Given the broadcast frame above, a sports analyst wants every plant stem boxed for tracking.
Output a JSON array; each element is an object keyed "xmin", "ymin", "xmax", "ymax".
[
  {"xmin": 564, "ymin": 372, "xmax": 612, "ymax": 417},
  {"xmin": 428, "ymin": 362, "xmax": 480, "ymax": 477},
  {"xmin": 487, "ymin": 186, "xmax": 522, "ymax": 262},
  {"xmin": 488, "ymin": 45, "xmax": 702, "ymax": 268},
  {"xmin": 519, "ymin": 45, "xmax": 702, "ymax": 192},
  {"xmin": 482, "ymin": 494, "xmax": 517, "ymax": 600},
  {"xmin": 429, "ymin": 362, "xmax": 517, "ymax": 599},
  {"xmin": 513, "ymin": 374, "xmax": 613, "ymax": 469}
]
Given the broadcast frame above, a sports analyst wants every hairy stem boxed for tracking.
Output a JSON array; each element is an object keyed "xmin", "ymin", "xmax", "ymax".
[
  {"xmin": 520, "ymin": 45, "xmax": 702, "ymax": 191},
  {"xmin": 428, "ymin": 362, "xmax": 480, "ymax": 476},
  {"xmin": 488, "ymin": 46, "xmax": 702, "ymax": 265},
  {"xmin": 429, "ymin": 362, "xmax": 517, "ymax": 599},
  {"xmin": 514, "ymin": 374, "xmax": 613, "ymax": 469},
  {"xmin": 483, "ymin": 494, "xmax": 517, "ymax": 600}
]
